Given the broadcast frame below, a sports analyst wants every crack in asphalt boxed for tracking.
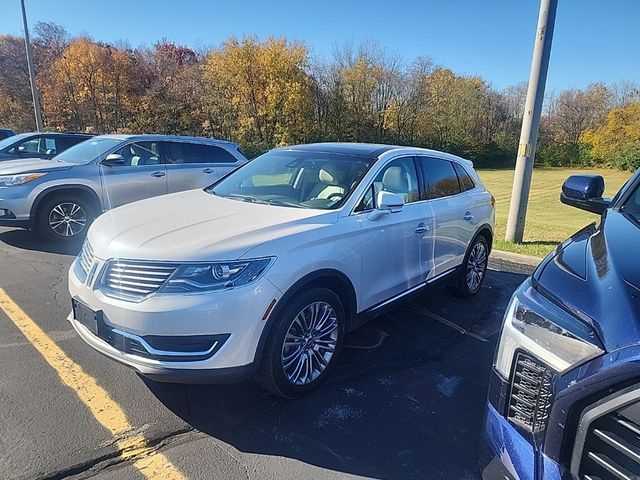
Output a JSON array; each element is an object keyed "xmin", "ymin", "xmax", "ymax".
[{"xmin": 42, "ymin": 426, "xmax": 195, "ymax": 480}]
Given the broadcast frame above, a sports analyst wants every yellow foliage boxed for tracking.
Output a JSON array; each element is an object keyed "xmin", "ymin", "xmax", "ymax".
[{"xmin": 582, "ymin": 102, "xmax": 640, "ymax": 161}]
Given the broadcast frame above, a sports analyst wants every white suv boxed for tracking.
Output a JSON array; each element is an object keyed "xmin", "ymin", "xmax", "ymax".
[{"xmin": 68, "ymin": 143, "xmax": 495, "ymax": 397}]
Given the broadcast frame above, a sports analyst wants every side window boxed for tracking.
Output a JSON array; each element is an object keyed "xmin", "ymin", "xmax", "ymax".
[
  {"xmin": 453, "ymin": 163, "xmax": 476, "ymax": 192},
  {"xmin": 355, "ymin": 184, "xmax": 375, "ymax": 212},
  {"xmin": 421, "ymin": 159, "xmax": 462, "ymax": 200},
  {"xmin": 14, "ymin": 137, "xmax": 42, "ymax": 154},
  {"xmin": 355, "ymin": 157, "xmax": 420, "ymax": 212},
  {"xmin": 115, "ymin": 142, "xmax": 160, "ymax": 167},
  {"xmin": 43, "ymin": 137, "xmax": 57, "ymax": 155},
  {"xmin": 164, "ymin": 143, "xmax": 238, "ymax": 164},
  {"xmin": 57, "ymin": 136, "xmax": 84, "ymax": 151},
  {"xmin": 208, "ymin": 146, "xmax": 239, "ymax": 163}
]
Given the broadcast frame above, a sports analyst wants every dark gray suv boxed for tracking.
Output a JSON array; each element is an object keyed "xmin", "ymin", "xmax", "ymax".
[
  {"xmin": 0, "ymin": 134, "xmax": 247, "ymax": 242},
  {"xmin": 0, "ymin": 132, "xmax": 93, "ymax": 161}
]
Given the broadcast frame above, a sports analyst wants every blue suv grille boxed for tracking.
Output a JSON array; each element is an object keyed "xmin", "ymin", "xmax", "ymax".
[{"xmin": 579, "ymin": 406, "xmax": 640, "ymax": 479}]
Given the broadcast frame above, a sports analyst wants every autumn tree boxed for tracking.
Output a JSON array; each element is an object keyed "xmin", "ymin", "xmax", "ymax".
[
  {"xmin": 582, "ymin": 101, "xmax": 640, "ymax": 170},
  {"xmin": 203, "ymin": 36, "xmax": 314, "ymax": 153},
  {"xmin": 42, "ymin": 37, "xmax": 137, "ymax": 132},
  {"xmin": 0, "ymin": 35, "xmax": 34, "ymax": 131},
  {"xmin": 129, "ymin": 42, "xmax": 206, "ymax": 135}
]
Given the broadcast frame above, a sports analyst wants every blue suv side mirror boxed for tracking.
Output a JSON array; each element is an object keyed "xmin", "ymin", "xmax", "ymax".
[{"xmin": 561, "ymin": 174, "xmax": 611, "ymax": 214}]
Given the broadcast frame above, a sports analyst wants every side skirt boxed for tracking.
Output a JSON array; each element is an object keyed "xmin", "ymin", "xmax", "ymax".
[{"xmin": 350, "ymin": 266, "xmax": 460, "ymax": 330}]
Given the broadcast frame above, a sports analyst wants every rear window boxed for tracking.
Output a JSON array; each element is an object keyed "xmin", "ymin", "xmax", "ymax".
[
  {"xmin": 420, "ymin": 158, "xmax": 462, "ymax": 199},
  {"xmin": 454, "ymin": 163, "xmax": 476, "ymax": 192},
  {"xmin": 164, "ymin": 142, "xmax": 238, "ymax": 164}
]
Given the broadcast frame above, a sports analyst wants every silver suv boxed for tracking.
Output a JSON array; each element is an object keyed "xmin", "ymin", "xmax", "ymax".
[{"xmin": 0, "ymin": 134, "xmax": 247, "ymax": 242}]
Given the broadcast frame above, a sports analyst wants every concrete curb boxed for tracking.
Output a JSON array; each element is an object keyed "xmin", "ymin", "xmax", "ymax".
[{"xmin": 490, "ymin": 249, "xmax": 543, "ymax": 267}]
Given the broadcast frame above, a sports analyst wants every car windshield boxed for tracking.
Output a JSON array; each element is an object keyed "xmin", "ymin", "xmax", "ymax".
[
  {"xmin": 53, "ymin": 137, "xmax": 122, "ymax": 164},
  {"xmin": 623, "ymin": 183, "xmax": 640, "ymax": 225},
  {"xmin": 0, "ymin": 132, "xmax": 30, "ymax": 151},
  {"xmin": 208, "ymin": 150, "xmax": 374, "ymax": 210}
]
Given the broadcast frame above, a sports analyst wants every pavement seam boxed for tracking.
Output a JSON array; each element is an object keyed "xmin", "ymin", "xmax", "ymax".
[
  {"xmin": 43, "ymin": 427, "xmax": 196, "ymax": 480},
  {"xmin": 0, "ymin": 288, "xmax": 187, "ymax": 480}
]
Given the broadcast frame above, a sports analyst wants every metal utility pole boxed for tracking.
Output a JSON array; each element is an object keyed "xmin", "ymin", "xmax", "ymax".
[
  {"xmin": 20, "ymin": 0, "xmax": 43, "ymax": 131},
  {"xmin": 505, "ymin": 0, "xmax": 557, "ymax": 243}
]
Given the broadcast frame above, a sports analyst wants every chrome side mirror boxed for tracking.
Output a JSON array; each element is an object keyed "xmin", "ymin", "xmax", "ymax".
[
  {"xmin": 368, "ymin": 191, "xmax": 404, "ymax": 220},
  {"xmin": 101, "ymin": 153, "xmax": 125, "ymax": 167}
]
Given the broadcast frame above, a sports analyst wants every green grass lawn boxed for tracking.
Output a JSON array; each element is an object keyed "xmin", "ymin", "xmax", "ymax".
[{"xmin": 477, "ymin": 167, "xmax": 632, "ymax": 257}]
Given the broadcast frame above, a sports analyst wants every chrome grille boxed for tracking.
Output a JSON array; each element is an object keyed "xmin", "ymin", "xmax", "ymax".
[
  {"xmin": 100, "ymin": 260, "xmax": 177, "ymax": 301},
  {"xmin": 79, "ymin": 241, "xmax": 95, "ymax": 274},
  {"xmin": 74, "ymin": 240, "xmax": 96, "ymax": 283},
  {"xmin": 579, "ymin": 407, "xmax": 640, "ymax": 479},
  {"xmin": 508, "ymin": 352, "xmax": 553, "ymax": 432}
]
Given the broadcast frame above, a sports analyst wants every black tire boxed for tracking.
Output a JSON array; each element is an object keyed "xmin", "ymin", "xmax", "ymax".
[
  {"xmin": 256, "ymin": 287, "xmax": 346, "ymax": 398},
  {"xmin": 451, "ymin": 235, "xmax": 489, "ymax": 298},
  {"xmin": 36, "ymin": 194, "xmax": 95, "ymax": 243}
]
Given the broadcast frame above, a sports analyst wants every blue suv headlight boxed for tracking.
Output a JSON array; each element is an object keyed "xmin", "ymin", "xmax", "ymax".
[{"xmin": 495, "ymin": 279, "xmax": 604, "ymax": 379}]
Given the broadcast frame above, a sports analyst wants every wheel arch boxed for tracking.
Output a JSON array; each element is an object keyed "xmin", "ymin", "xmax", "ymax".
[
  {"xmin": 252, "ymin": 269, "xmax": 358, "ymax": 365},
  {"xmin": 30, "ymin": 185, "xmax": 102, "ymax": 222},
  {"xmin": 473, "ymin": 223, "xmax": 494, "ymax": 253}
]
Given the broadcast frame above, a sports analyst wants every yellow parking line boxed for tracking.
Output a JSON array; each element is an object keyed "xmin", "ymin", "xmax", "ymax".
[{"xmin": 0, "ymin": 288, "xmax": 186, "ymax": 480}]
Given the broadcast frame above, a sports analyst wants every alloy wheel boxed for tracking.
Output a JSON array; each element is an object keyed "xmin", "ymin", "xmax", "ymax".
[
  {"xmin": 281, "ymin": 301, "xmax": 338, "ymax": 385},
  {"xmin": 466, "ymin": 241, "xmax": 487, "ymax": 292},
  {"xmin": 48, "ymin": 202, "xmax": 87, "ymax": 237}
]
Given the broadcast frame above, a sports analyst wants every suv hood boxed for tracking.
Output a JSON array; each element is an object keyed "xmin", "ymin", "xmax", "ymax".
[
  {"xmin": 0, "ymin": 158, "xmax": 75, "ymax": 174},
  {"xmin": 88, "ymin": 189, "xmax": 339, "ymax": 262},
  {"xmin": 534, "ymin": 210, "xmax": 640, "ymax": 352}
]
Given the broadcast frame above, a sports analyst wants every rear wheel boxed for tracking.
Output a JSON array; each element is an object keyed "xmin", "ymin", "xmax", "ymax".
[
  {"xmin": 256, "ymin": 288, "xmax": 345, "ymax": 398},
  {"xmin": 452, "ymin": 235, "xmax": 489, "ymax": 298},
  {"xmin": 36, "ymin": 194, "xmax": 95, "ymax": 243}
]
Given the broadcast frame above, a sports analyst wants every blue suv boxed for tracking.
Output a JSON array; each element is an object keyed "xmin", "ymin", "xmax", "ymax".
[{"xmin": 482, "ymin": 168, "xmax": 640, "ymax": 479}]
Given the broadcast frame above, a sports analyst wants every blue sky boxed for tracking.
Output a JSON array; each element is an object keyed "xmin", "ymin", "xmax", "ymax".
[{"xmin": 2, "ymin": 0, "xmax": 639, "ymax": 91}]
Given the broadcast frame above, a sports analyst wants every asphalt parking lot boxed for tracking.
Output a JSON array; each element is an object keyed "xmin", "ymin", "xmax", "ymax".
[{"xmin": 0, "ymin": 226, "xmax": 535, "ymax": 480}]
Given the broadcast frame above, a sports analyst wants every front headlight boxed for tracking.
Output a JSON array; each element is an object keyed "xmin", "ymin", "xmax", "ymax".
[
  {"xmin": 0, "ymin": 172, "xmax": 46, "ymax": 187},
  {"xmin": 158, "ymin": 258, "xmax": 274, "ymax": 293},
  {"xmin": 495, "ymin": 279, "xmax": 604, "ymax": 378}
]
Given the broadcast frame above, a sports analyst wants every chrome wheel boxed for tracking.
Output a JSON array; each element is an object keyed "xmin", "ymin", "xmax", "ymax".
[
  {"xmin": 466, "ymin": 241, "xmax": 487, "ymax": 292},
  {"xmin": 48, "ymin": 202, "xmax": 87, "ymax": 237},
  {"xmin": 281, "ymin": 301, "xmax": 338, "ymax": 385}
]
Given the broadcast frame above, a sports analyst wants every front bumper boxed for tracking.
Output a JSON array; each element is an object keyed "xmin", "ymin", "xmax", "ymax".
[
  {"xmin": 68, "ymin": 257, "xmax": 283, "ymax": 382},
  {"xmin": 0, "ymin": 185, "xmax": 36, "ymax": 225},
  {"xmin": 481, "ymin": 401, "xmax": 563, "ymax": 480}
]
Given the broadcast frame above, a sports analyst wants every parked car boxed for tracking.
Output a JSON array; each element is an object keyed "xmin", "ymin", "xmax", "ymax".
[
  {"xmin": 481, "ymin": 168, "xmax": 640, "ymax": 479},
  {"xmin": 67, "ymin": 143, "xmax": 496, "ymax": 397},
  {"xmin": 0, "ymin": 128, "xmax": 15, "ymax": 140},
  {"xmin": 0, "ymin": 131, "xmax": 93, "ymax": 161},
  {"xmin": 0, "ymin": 134, "xmax": 247, "ymax": 242}
]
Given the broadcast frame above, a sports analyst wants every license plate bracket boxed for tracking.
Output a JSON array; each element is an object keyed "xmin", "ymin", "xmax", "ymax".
[{"xmin": 72, "ymin": 299, "xmax": 101, "ymax": 336}]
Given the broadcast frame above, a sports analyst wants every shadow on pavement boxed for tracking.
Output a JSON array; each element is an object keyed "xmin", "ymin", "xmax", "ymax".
[
  {"xmin": 144, "ymin": 269, "xmax": 529, "ymax": 479},
  {"xmin": 0, "ymin": 228, "xmax": 82, "ymax": 255}
]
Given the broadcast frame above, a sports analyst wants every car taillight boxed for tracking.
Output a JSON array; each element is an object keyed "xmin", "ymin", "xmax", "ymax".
[{"xmin": 491, "ymin": 195, "xmax": 496, "ymax": 208}]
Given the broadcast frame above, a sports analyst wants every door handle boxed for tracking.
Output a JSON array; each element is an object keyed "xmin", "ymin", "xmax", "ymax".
[
  {"xmin": 463, "ymin": 212, "xmax": 474, "ymax": 221},
  {"xmin": 202, "ymin": 168, "xmax": 215, "ymax": 174},
  {"xmin": 415, "ymin": 223, "xmax": 430, "ymax": 234},
  {"xmin": 151, "ymin": 171, "xmax": 166, "ymax": 178}
]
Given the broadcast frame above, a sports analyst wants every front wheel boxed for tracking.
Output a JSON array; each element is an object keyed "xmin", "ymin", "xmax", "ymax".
[
  {"xmin": 256, "ymin": 288, "xmax": 345, "ymax": 398},
  {"xmin": 452, "ymin": 235, "xmax": 489, "ymax": 298},
  {"xmin": 36, "ymin": 195, "xmax": 94, "ymax": 243}
]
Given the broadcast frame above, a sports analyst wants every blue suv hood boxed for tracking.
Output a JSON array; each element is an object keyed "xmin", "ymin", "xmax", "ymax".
[
  {"xmin": 0, "ymin": 158, "xmax": 76, "ymax": 174},
  {"xmin": 533, "ymin": 210, "xmax": 640, "ymax": 352}
]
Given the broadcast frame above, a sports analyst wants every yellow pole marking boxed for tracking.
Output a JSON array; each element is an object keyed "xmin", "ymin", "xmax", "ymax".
[{"xmin": 0, "ymin": 288, "xmax": 186, "ymax": 480}]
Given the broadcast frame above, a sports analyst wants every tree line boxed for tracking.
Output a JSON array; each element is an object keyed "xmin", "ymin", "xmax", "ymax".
[{"xmin": 1, "ymin": 22, "xmax": 638, "ymax": 170}]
